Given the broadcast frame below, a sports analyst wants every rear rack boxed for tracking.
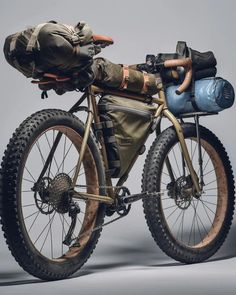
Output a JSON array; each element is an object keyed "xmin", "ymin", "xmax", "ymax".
[{"xmin": 177, "ymin": 111, "xmax": 218, "ymax": 119}]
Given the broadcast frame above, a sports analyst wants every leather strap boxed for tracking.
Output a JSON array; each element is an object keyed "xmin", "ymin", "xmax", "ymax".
[
  {"xmin": 120, "ymin": 65, "xmax": 129, "ymax": 90},
  {"xmin": 26, "ymin": 23, "xmax": 47, "ymax": 52},
  {"xmin": 141, "ymin": 72, "xmax": 150, "ymax": 94}
]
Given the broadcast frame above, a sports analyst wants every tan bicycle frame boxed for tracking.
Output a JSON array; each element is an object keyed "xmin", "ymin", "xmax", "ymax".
[{"xmin": 71, "ymin": 81, "xmax": 201, "ymax": 204}]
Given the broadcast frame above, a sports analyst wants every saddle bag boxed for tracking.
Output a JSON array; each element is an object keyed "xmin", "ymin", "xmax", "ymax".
[
  {"xmin": 93, "ymin": 58, "xmax": 158, "ymax": 95},
  {"xmin": 3, "ymin": 21, "xmax": 95, "ymax": 80},
  {"xmin": 97, "ymin": 95, "xmax": 156, "ymax": 178},
  {"xmin": 166, "ymin": 77, "xmax": 235, "ymax": 115}
]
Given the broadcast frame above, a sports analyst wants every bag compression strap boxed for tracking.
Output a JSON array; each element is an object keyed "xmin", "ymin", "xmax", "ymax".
[
  {"xmin": 9, "ymin": 33, "xmax": 32, "ymax": 75},
  {"xmin": 141, "ymin": 72, "xmax": 150, "ymax": 94},
  {"xmin": 26, "ymin": 23, "xmax": 48, "ymax": 52},
  {"xmin": 10, "ymin": 33, "xmax": 20, "ymax": 52},
  {"xmin": 120, "ymin": 65, "xmax": 130, "ymax": 90}
]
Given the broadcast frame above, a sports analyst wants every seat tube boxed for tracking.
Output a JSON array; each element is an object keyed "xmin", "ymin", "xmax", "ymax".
[{"xmin": 71, "ymin": 89, "xmax": 94, "ymax": 187}]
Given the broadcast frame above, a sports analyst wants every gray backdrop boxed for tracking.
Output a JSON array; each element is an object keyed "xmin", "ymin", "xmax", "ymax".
[{"xmin": 1, "ymin": 0, "xmax": 236, "ymax": 294}]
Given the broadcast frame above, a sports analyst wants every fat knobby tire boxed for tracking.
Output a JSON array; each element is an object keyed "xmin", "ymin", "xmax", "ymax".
[
  {"xmin": 0, "ymin": 109, "xmax": 106, "ymax": 280},
  {"xmin": 142, "ymin": 123, "xmax": 235, "ymax": 263}
]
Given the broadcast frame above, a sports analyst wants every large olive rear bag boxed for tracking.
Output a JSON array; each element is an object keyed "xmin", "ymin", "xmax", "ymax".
[
  {"xmin": 3, "ymin": 21, "xmax": 94, "ymax": 78},
  {"xmin": 98, "ymin": 95, "xmax": 156, "ymax": 178}
]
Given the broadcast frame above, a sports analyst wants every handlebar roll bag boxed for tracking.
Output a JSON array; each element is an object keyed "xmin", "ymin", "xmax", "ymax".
[{"xmin": 93, "ymin": 58, "xmax": 158, "ymax": 95}]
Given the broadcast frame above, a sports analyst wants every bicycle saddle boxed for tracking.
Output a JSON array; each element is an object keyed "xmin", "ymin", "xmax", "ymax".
[{"xmin": 92, "ymin": 35, "xmax": 114, "ymax": 46}]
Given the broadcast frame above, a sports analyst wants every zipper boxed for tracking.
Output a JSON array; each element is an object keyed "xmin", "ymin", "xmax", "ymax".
[{"xmin": 106, "ymin": 104, "xmax": 152, "ymax": 119}]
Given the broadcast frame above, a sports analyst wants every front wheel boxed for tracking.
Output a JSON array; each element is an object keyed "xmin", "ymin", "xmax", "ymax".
[
  {"xmin": 0, "ymin": 109, "xmax": 106, "ymax": 280},
  {"xmin": 142, "ymin": 123, "xmax": 235, "ymax": 263}
]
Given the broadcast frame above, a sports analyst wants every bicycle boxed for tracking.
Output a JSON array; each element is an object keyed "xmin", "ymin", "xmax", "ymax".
[{"xmin": 0, "ymin": 35, "xmax": 235, "ymax": 280}]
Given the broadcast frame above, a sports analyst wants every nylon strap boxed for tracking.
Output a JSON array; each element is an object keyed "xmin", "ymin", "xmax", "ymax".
[
  {"xmin": 120, "ymin": 65, "xmax": 129, "ymax": 90},
  {"xmin": 109, "ymin": 160, "xmax": 121, "ymax": 168},
  {"xmin": 189, "ymin": 72, "xmax": 200, "ymax": 111},
  {"xmin": 141, "ymin": 72, "xmax": 150, "ymax": 94},
  {"xmin": 190, "ymin": 96, "xmax": 201, "ymax": 111},
  {"xmin": 93, "ymin": 121, "xmax": 114, "ymax": 130},
  {"xmin": 10, "ymin": 33, "xmax": 20, "ymax": 53},
  {"xmin": 9, "ymin": 33, "xmax": 21, "ymax": 72},
  {"xmin": 104, "ymin": 135, "xmax": 116, "ymax": 143},
  {"xmin": 26, "ymin": 23, "xmax": 47, "ymax": 52}
]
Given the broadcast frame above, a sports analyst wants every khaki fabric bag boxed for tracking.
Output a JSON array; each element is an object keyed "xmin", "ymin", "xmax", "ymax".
[
  {"xmin": 93, "ymin": 58, "xmax": 158, "ymax": 95},
  {"xmin": 98, "ymin": 95, "xmax": 156, "ymax": 178},
  {"xmin": 3, "ymin": 21, "xmax": 95, "ymax": 79}
]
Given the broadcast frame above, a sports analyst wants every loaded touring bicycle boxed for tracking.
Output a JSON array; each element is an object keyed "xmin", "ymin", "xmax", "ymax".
[{"xmin": 0, "ymin": 21, "xmax": 235, "ymax": 280}]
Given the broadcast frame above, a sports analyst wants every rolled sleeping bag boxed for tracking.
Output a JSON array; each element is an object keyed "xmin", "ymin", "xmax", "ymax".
[{"xmin": 166, "ymin": 77, "xmax": 235, "ymax": 115}]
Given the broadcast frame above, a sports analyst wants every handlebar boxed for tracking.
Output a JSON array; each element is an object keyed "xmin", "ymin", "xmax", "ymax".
[{"xmin": 163, "ymin": 58, "xmax": 192, "ymax": 95}]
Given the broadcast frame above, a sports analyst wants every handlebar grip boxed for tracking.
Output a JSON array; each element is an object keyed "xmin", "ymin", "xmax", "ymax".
[
  {"xmin": 163, "ymin": 58, "xmax": 192, "ymax": 95},
  {"xmin": 163, "ymin": 57, "xmax": 192, "ymax": 68}
]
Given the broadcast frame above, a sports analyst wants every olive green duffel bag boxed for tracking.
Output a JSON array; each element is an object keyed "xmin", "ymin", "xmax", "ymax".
[
  {"xmin": 3, "ymin": 21, "xmax": 96, "ymax": 79},
  {"xmin": 93, "ymin": 58, "xmax": 158, "ymax": 95},
  {"xmin": 97, "ymin": 95, "xmax": 156, "ymax": 178}
]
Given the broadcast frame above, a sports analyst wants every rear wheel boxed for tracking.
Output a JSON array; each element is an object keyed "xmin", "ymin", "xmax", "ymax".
[
  {"xmin": 0, "ymin": 109, "xmax": 106, "ymax": 280},
  {"xmin": 142, "ymin": 123, "xmax": 235, "ymax": 263}
]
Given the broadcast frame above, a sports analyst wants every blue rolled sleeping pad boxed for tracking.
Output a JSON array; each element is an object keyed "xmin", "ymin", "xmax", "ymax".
[{"xmin": 165, "ymin": 77, "xmax": 235, "ymax": 115}]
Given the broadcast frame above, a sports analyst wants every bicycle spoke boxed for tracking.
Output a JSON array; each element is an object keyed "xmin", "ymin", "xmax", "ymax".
[
  {"xmin": 62, "ymin": 134, "xmax": 67, "ymax": 173},
  {"xmin": 43, "ymin": 134, "xmax": 56, "ymax": 178},
  {"xmin": 172, "ymin": 148, "xmax": 181, "ymax": 177},
  {"xmin": 39, "ymin": 212, "xmax": 56, "ymax": 253},
  {"xmin": 192, "ymin": 201, "xmax": 203, "ymax": 244},
  {"xmin": 198, "ymin": 198, "xmax": 215, "ymax": 224},
  {"xmin": 188, "ymin": 203, "xmax": 197, "ymax": 245},
  {"xmin": 200, "ymin": 199, "xmax": 217, "ymax": 206},
  {"xmin": 57, "ymin": 142, "xmax": 73, "ymax": 174},
  {"xmin": 191, "ymin": 141, "xmax": 197, "ymax": 161},
  {"xmin": 204, "ymin": 179, "xmax": 217, "ymax": 187},
  {"xmin": 28, "ymin": 211, "xmax": 40, "ymax": 232},
  {"xmin": 49, "ymin": 214, "xmax": 54, "ymax": 259},
  {"xmin": 34, "ymin": 211, "xmax": 56, "ymax": 246},
  {"xmin": 24, "ymin": 166, "xmax": 36, "ymax": 182},
  {"xmin": 23, "ymin": 178, "xmax": 35, "ymax": 184},
  {"xmin": 166, "ymin": 206, "xmax": 179, "ymax": 220},
  {"xmin": 203, "ymin": 168, "xmax": 215, "ymax": 177},
  {"xmin": 36, "ymin": 140, "xmax": 46, "ymax": 165}
]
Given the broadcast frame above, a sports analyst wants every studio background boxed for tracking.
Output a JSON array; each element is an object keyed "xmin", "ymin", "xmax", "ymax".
[{"xmin": 0, "ymin": 0, "xmax": 236, "ymax": 294}]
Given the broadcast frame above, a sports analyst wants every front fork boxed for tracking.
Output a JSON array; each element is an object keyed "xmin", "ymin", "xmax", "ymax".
[{"xmin": 156, "ymin": 110, "xmax": 202, "ymax": 196}]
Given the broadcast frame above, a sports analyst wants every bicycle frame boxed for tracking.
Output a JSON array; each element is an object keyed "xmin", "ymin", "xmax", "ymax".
[{"xmin": 68, "ymin": 79, "xmax": 201, "ymax": 205}]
